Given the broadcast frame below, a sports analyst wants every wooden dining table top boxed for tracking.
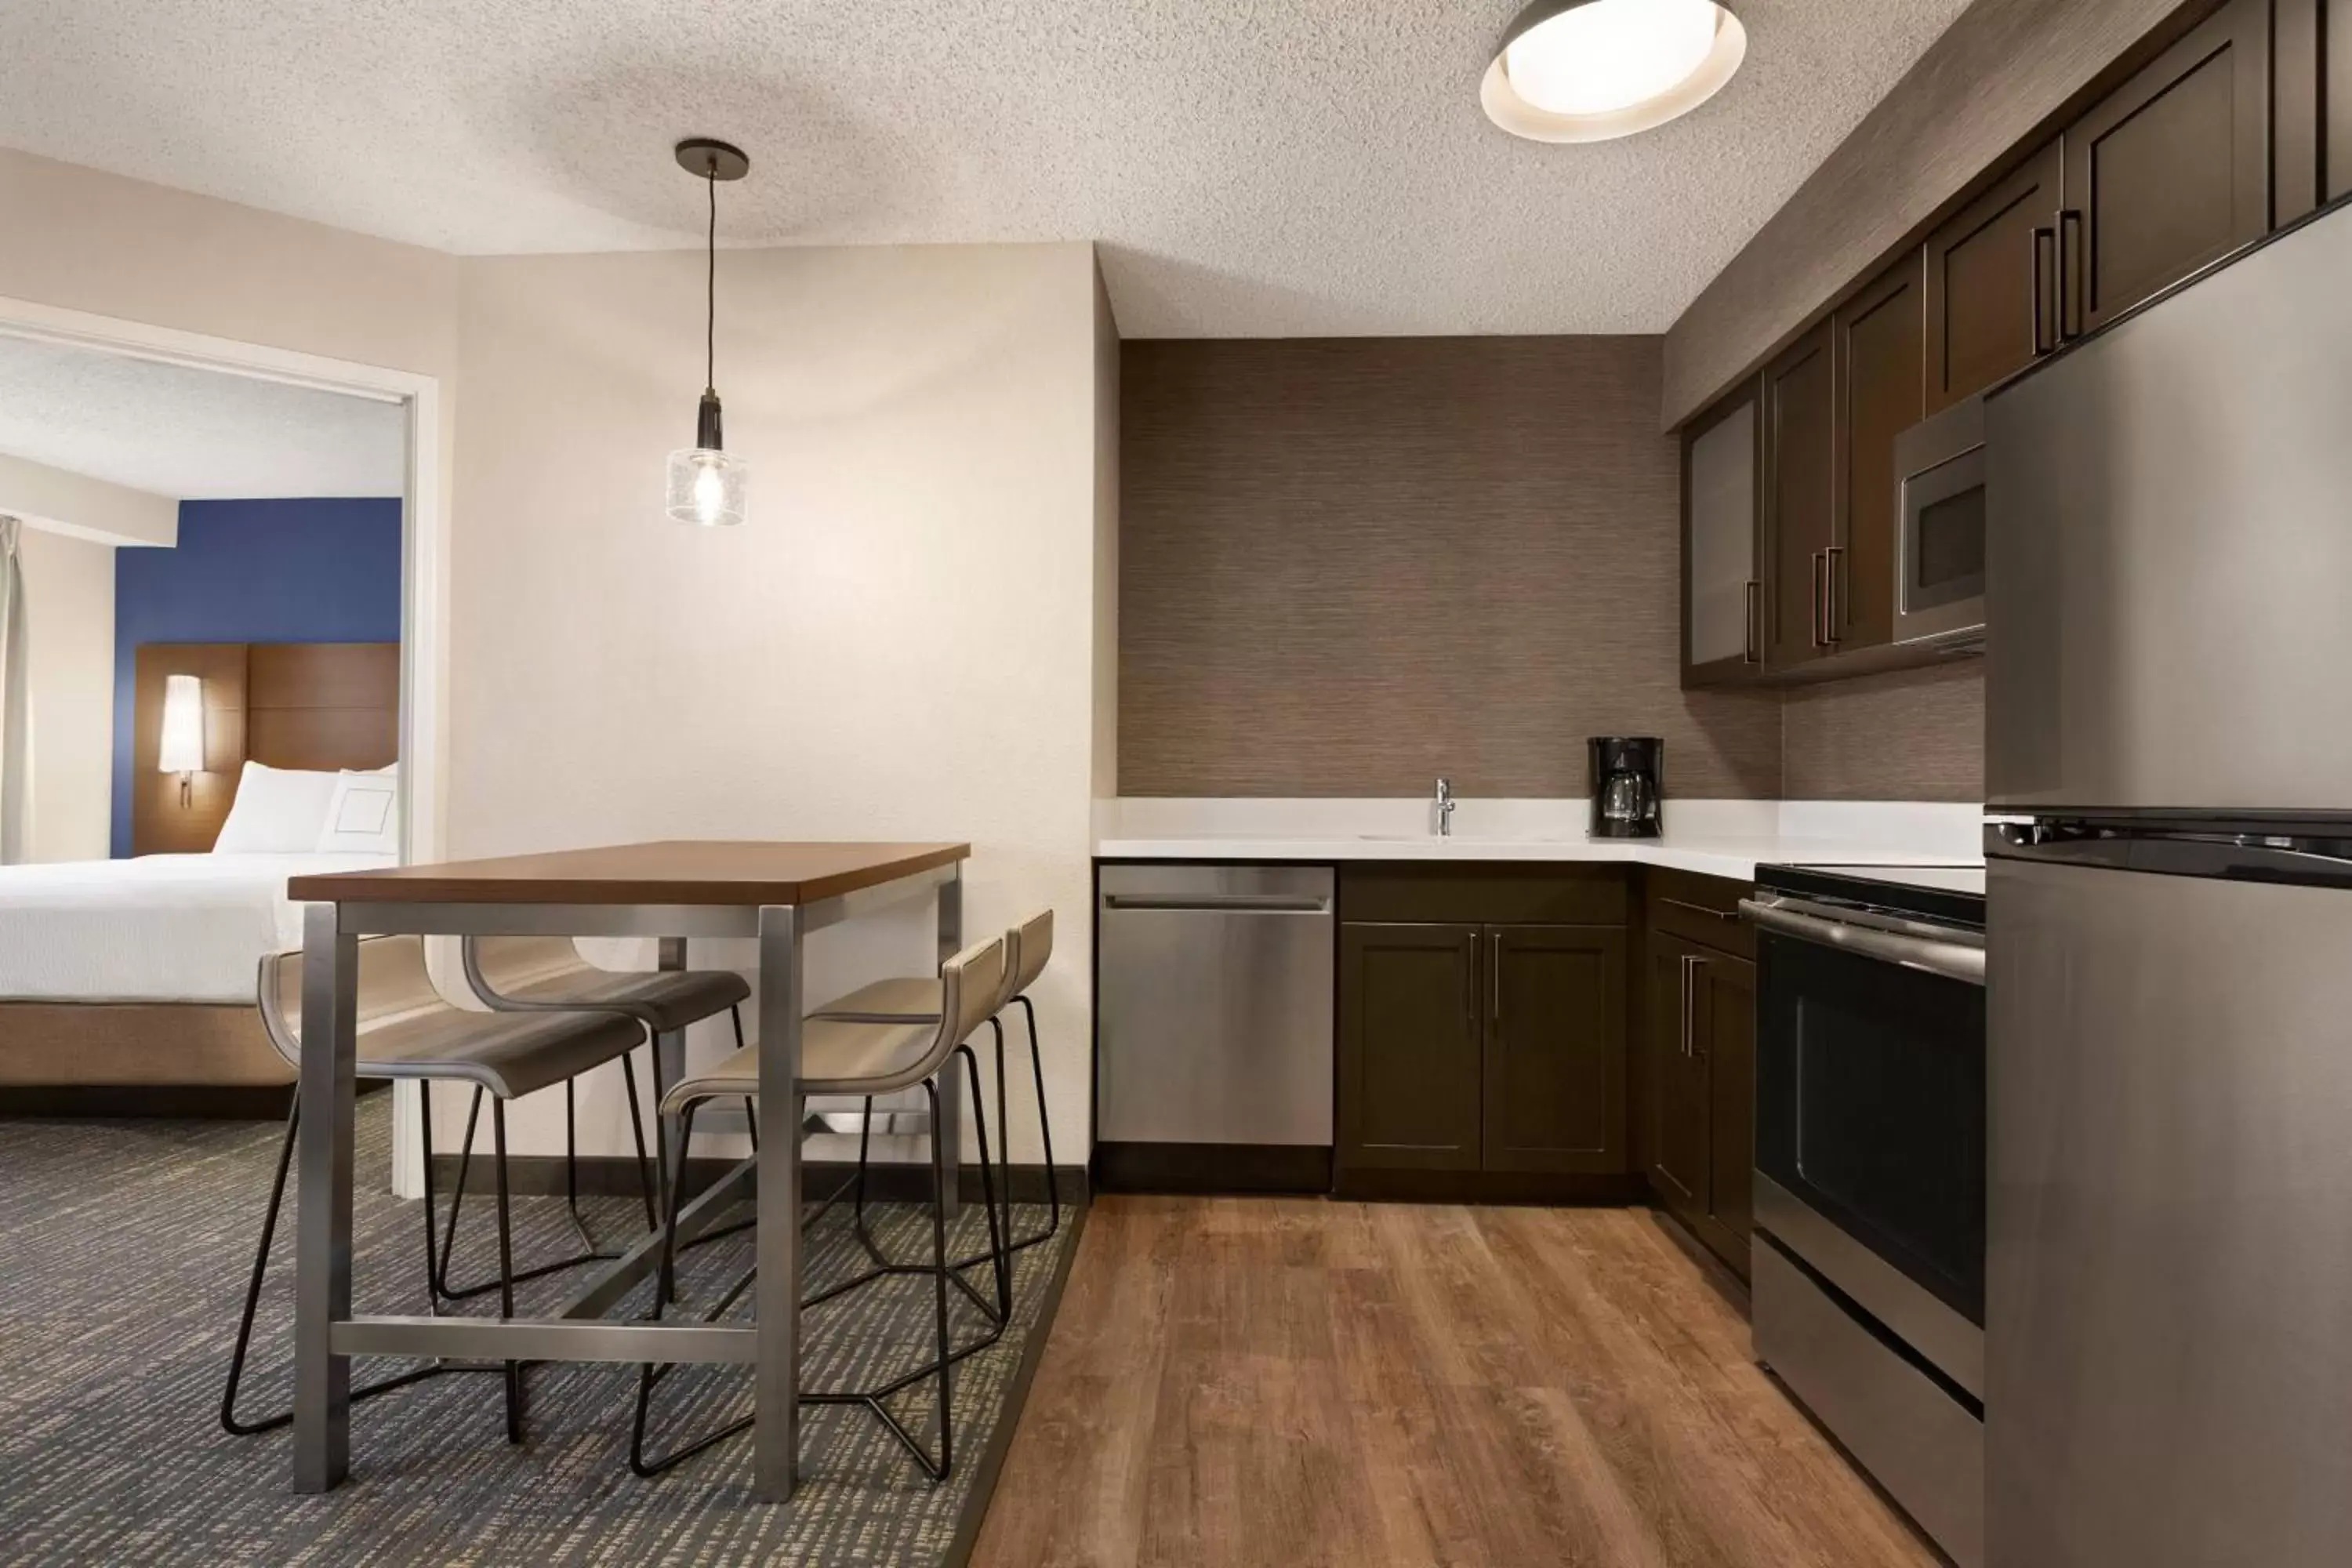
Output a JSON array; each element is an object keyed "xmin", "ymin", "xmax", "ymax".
[{"xmin": 285, "ymin": 840, "xmax": 970, "ymax": 907}]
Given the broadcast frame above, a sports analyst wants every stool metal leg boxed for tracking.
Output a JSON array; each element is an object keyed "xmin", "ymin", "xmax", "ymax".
[
  {"xmin": 1014, "ymin": 993, "xmax": 1062, "ymax": 1245},
  {"xmin": 430, "ymin": 1073, "xmax": 640, "ymax": 1302},
  {"xmin": 629, "ymin": 1103, "xmax": 756, "ymax": 1478},
  {"xmin": 492, "ymin": 1098, "xmax": 523, "ymax": 1446},
  {"xmin": 222, "ymin": 1096, "xmax": 463, "ymax": 1437}
]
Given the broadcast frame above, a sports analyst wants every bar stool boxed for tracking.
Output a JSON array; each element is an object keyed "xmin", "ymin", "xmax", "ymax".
[
  {"xmin": 627, "ymin": 934, "xmax": 1011, "ymax": 1481},
  {"xmin": 812, "ymin": 909, "xmax": 1061, "ymax": 1258},
  {"xmin": 461, "ymin": 935, "xmax": 754, "ymax": 1236},
  {"xmin": 222, "ymin": 935, "xmax": 653, "ymax": 1444}
]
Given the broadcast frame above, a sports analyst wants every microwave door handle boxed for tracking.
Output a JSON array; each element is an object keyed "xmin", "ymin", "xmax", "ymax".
[{"xmin": 1738, "ymin": 898, "xmax": 1986, "ymax": 986}]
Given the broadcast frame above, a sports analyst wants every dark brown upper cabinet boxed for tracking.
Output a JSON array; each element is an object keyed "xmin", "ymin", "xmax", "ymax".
[
  {"xmin": 2060, "ymin": 0, "xmax": 2269, "ymax": 338},
  {"xmin": 1761, "ymin": 321, "xmax": 1835, "ymax": 671},
  {"xmin": 2273, "ymin": 0, "xmax": 2351, "ymax": 216},
  {"xmin": 1337, "ymin": 922, "xmax": 1483, "ymax": 1174},
  {"xmin": 1831, "ymin": 252, "xmax": 1925, "ymax": 652},
  {"xmin": 1483, "ymin": 925, "xmax": 1627, "ymax": 1175},
  {"xmin": 1925, "ymin": 139, "xmax": 2063, "ymax": 416},
  {"xmin": 1680, "ymin": 381, "xmax": 1762, "ymax": 688},
  {"xmin": 2332, "ymin": 0, "xmax": 2352, "ymax": 202}
]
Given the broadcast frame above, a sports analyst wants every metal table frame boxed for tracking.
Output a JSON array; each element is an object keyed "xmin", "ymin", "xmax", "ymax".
[{"xmin": 292, "ymin": 860, "xmax": 962, "ymax": 1503}]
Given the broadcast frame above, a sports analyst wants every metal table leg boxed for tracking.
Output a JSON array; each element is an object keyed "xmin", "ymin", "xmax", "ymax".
[
  {"xmin": 753, "ymin": 903, "xmax": 804, "ymax": 1503},
  {"xmin": 293, "ymin": 901, "xmax": 358, "ymax": 1492}
]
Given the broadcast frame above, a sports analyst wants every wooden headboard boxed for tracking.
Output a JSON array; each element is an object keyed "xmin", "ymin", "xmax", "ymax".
[{"xmin": 132, "ymin": 641, "xmax": 399, "ymax": 855}]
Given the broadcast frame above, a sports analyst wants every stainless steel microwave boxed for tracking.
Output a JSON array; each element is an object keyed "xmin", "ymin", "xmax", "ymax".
[{"xmin": 1892, "ymin": 397, "xmax": 1987, "ymax": 648}]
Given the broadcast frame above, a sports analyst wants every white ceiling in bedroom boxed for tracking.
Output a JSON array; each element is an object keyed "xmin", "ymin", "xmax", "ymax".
[
  {"xmin": 0, "ymin": 335, "xmax": 406, "ymax": 500},
  {"xmin": 0, "ymin": 0, "xmax": 1973, "ymax": 337}
]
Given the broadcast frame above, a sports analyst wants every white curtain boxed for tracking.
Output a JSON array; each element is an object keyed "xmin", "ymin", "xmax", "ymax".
[{"xmin": 0, "ymin": 516, "xmax": 28, "ymax": 865}]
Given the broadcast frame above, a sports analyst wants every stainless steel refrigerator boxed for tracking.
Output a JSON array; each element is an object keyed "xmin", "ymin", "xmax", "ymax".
[{"xmin": 1984, "ymin": 198, "xmax": 2352, "ymax": 1566}]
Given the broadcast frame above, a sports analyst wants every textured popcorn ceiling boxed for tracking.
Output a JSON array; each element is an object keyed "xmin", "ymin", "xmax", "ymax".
[
  {"xmin": 0, "ymin": 336, "xmax": 406, "ymax": 499},
  {"xmin": 0, "ymin": 0, "xmax": 1970, "ymax": 336}
]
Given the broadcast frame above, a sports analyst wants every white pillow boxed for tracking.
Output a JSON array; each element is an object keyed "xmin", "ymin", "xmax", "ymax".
[
  {"xmin": 212, "ymin": 761, "xmax": 342, "ymax": 854},
  {"xmin": 314, "ymin": 768, "xmax": 401, "ymax": 856}
]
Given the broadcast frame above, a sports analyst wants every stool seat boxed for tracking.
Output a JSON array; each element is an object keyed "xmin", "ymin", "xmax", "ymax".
[
  {"xmin": 357, "ymin": 1008, "xmax": 648, "ymax": 1100},
  {"xmin": 501, "ymin": 966, "xmax": 750, "ymax": 1034},
  {"xmin": 808, "ymin": 975, "xmax": 943, "ymax": 1023},
  {"xmin": 659, "ymin": 1018, "xmax": 936, "ymax": 1113}
]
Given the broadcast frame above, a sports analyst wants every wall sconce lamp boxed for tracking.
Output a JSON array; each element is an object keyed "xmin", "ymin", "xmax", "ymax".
[{"xmin": 158, "ymin": 673, "xmax": 204, "ymax": 807}]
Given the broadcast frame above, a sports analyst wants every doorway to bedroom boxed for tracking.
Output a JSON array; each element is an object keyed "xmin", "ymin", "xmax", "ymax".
[{"xmin": 0, "ymin": 325, "xmax": 423, "ymax": 1117}]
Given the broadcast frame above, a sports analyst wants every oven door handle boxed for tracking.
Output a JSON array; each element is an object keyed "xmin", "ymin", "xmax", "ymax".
[{"xmin": 1737, "ymin": 898, "xmax": 1986, "ymax": 986}]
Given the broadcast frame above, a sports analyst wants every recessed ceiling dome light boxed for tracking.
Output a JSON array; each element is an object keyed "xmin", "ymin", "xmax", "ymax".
[{"xmin": 1483, "ymin": 0, "xmax": 1746, "ymax": 143}]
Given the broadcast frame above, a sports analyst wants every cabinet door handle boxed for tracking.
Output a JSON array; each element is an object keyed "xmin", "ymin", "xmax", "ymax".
[
  {"xmin": 1690, "ymin": 954, "xmax": 1708, "ymax": 1060},
  {"xmin": 1465, "ymin": 931, "xmax": 1479, "ymax": 1028},
  {"xmin": 1490, "ymin": 932, "xmax": 1503, "ymax": 1028},
  {"xmin": 1679, "ymin": 953, "xmax": 1698, "ymax": 1057},
  {"xmin": 1816, "ymin": 545, "xmax": 1835, "ymax": 644},
  {"xmin": 2059, "ymin": 209, "xmax": 2084, "ymax": 339},
  {"xmin": 1809, "ymin": 550, "xmax": 1828, "ymax": 648},
  {"xmin": 1744, "ymin": 579, "xmax": 1761, "ymax": 665},
  {"xmin": 2031, "ymin": 225, "xmax": 2056, "ymax": 354}
]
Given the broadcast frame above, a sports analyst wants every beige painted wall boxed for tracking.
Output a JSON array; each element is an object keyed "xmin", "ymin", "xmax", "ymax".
[
  {"xmin": 1091, "ymin": 262, "xmax": 1120, "ymax": 800},
  {"xmin": 448, "ymin": 240, "xmax": 1107, "ymax": 1161},
  {"xmin": 0, "ymin": 149, "xmax": 458, "ymax": 380},
  {"xmin": 11, "ymin": 524, "xmax": 116, "ymax": 861},
  {"xmin": 0, "ymin": 456, "xmax": 176, "ymax": 548}
]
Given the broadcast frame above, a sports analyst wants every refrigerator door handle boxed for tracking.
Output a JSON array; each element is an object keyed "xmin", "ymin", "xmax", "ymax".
[{"xmin": 1740, "ymin": 898, "xmax": 1986, "ymax": 986}]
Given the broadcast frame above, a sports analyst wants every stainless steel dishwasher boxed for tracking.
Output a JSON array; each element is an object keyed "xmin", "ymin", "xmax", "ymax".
[{"xmin": 1095, "ymin": 863, "xmax": 1335, "ymax": 1192}]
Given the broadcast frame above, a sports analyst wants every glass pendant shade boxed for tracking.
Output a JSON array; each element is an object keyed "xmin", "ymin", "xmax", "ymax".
[{"xmin": 666, "ymin": 445, "xmax": 748, "ymax": 528}]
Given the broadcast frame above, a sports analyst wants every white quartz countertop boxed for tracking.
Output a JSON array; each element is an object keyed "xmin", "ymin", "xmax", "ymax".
[{"xmin": 1093, "ymin": 799, "xmax": 1985, "ymax": 883}]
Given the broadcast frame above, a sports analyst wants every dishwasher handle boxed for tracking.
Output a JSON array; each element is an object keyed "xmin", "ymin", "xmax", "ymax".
[
  {"xmin": 1739, "ymin": 897, "xmax": 1985, "ymax": 986},
  {"xmin": 1101, "ymin": 894, "xmax": 1334, "ymax": 914}
]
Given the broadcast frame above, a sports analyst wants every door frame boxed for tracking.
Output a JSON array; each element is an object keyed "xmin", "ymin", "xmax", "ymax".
[{"xmin": 0, "ymin": 290, "xmax": 449, "ymax": 1197}]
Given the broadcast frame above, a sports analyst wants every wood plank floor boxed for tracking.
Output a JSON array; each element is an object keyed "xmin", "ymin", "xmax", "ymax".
[{"xmin": 971, "ymin": 1197, "xmax": 1943, "ymax": 1568}]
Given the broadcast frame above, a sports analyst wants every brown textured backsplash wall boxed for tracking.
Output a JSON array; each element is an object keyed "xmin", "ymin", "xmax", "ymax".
[
  {"xmin": 1118, "ymin": 336, "xmax": 1785, "ymax": 799},
  {"xmin": 1781, "ymin": 662, "xmax": 1985, "ymax": 801}
]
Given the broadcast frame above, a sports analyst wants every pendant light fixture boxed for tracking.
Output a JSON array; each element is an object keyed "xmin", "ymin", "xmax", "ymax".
[
  {"xmin": 666, "ymin": 137, "xmax": 751, "ymax": 528},
  {"xmin": 1482, "ymin": 0, "xmax": 1746, "ymax": 143}
]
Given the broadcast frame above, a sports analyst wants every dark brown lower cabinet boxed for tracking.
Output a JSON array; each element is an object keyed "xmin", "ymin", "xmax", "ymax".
[
  {"xmin": 1483, "ymin": 925, "xmax": 1627, "ymax": 1174},
  {"xmin": 1337, "ymin": 870, "xmax": 1630, "ymax": 1199},
  {"xmin": 1645, "ymin": 875, "xmax": 1757, "ymax": 1280},
  {"xmin": 1338, "ymin": 923, "xmax": 1483, "ymax": 1172}
]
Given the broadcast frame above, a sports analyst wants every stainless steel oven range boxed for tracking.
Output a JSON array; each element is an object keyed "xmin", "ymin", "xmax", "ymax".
[{"xmin": 1740, "ymin": 863, "xmax": 1986, "ymax": 1568}]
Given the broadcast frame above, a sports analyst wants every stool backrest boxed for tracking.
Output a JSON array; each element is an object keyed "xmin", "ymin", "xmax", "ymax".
[
  {"xmin": 1007, "ymin": 909, "xmax": 1054, "ymax": 998},
  {"xmin": 940, "ymin": 934, "xmax": 1008, "ymax": 1065},
  {"xmin": 258, "ymin": 935, "xmax": 448, "ymax": 1070},
  {"xmin": 462, "ymin": 935, "xmax": 588, "ymax": 1004}
]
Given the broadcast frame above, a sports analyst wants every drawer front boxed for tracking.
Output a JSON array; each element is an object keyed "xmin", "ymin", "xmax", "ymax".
[
  {"xmin": 1341, "ymin": 864, "xmax": 1626, "ymax": 926},
  {"xmin": 1646, "ymin": 867, "xmax": 1755, "ymax": 960}
]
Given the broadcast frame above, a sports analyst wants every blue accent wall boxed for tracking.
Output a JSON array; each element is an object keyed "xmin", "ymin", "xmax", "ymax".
[{"xmin": 112, "ymin": 499, "xmax": 402, "ymax": 856}]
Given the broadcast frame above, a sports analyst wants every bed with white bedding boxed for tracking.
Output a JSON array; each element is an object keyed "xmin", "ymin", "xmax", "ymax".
[
  {"xmin": 0, "ymin": 758, "xmax": 402, "ymax": 1111},
  {"xmin": 0, "ymin": 852, "xmax": 391, "ymax": 1002}
]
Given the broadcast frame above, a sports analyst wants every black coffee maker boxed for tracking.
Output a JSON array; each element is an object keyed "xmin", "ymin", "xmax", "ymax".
[{"xmin": 1589, "ymin": 736, "xmax": 1663, "ymax": 839}]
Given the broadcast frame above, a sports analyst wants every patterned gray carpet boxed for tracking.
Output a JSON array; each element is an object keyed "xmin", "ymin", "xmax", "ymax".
[{"xmin": 0, "ymin": 1100, "xmax": 1077, "ymax": 1566}]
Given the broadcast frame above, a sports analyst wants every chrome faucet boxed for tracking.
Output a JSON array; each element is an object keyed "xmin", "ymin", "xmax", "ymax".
[{"xmin": 1435, "ymin": 777, "xmax": 1455, "ymax": 837}]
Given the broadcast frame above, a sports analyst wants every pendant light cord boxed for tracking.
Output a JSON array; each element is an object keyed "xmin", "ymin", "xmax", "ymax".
[{"xmin": 704, "ymin": 164, "xmax": 717, "ymax": 394}]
